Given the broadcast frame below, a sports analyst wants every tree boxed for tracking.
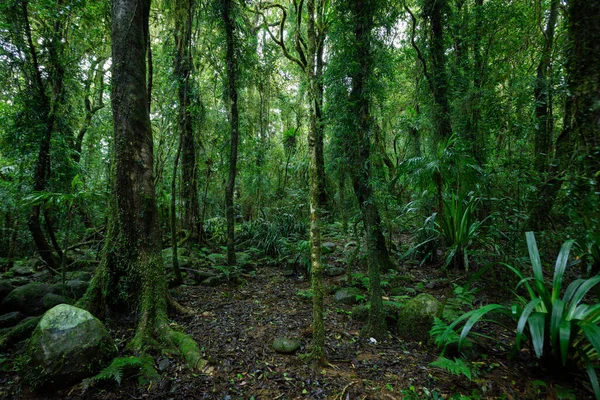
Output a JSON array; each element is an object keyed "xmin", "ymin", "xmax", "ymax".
[
  {"xmin": 223, "ymin": 0, "xmax": 240, "ymax": 266},
  {"xmin": 329, "ymin": 0, "xmax": 392, "ymax": 340},
  {"xmin": 79, "ymin": 0, "xmax": 203, "ymax": 367},
  {"xmin": 306, "ymin": 0, "xmax": 326, "ymax": 363}
]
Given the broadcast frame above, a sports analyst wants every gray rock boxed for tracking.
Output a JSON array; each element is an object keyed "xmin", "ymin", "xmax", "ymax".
[
  {"xmin": 334, "ymin": 287, "xmax": 362, "ymax": 305},
  {"xmin": 321, "ymin": 242, "xmax": 337, "ymax": 254},
  {"xmin": 26, "ymin": 304, "xmax": 117, "ymax": 389},
  {"xmin": 202, "ymin": 276, "xmax": 222, "ymax": 287},
  {"xmin": 396, "ymin": 293, "xmax": 441, "ymax": 342},
  {"xmin": 0, "ymin": 311, "xmax": 25, "ymax": 328},
  {"xmin": 9, "ymin": 276, "xmax": 31, "ymax": 287},
  {"xmin": 9, "ymin": 260, "xmax": 36, "ymax": 277},
  {"xmin": 324, "ymin": 267, "xmax": 345, "ymax": 277},
  {"xmin": 64, "ymin": 280, "xmax": 89, "ymax": 299},
  {"xmin": 0, "ymin": 280, "xmax": 13, "ymax": 303},
  {"xmin": 272, "ymin": 337, "xmax": 301, "ymax": 354},
  {"xmin": 1, "ymin": 283, "xmax": 62, "ymax": 315},
  {"xmin": 31, "ymin": 270, "xmax": 52, "ymax": 283},
  {"xmin": 41, "ymin": 293, "xmax": 68, "ymax": 309},
  {"xmin": 67, "ymin": 270, "xmax": 92, "ymax": 282}
]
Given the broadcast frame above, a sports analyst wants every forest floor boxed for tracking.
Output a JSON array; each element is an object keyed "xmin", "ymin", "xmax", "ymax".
[{"xmin": 1, "ymin": 243, "xmax": 595, "ymax": 399}]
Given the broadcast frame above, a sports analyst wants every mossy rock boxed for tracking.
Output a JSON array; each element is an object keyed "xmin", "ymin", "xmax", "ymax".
[
  {"xmin": 321, "ymin": 242, "xmax": 337, "ymax": 254},
  {"xmin": 396, "ymin": 293, "xmax": 441, "ymax": 342},
  {"xmin": 272, "ymin": 337, "xmax": 301, "ymax": 354},
  {"xmin": 1, "ymin": 283, "xmax": 62, "ymax": 316},
  {"xmin": 26, "ymin": 304, "xmax": 117, "ymax": 390},
  {"xmin": 0, "ymin": 280, "xmax": 13, "ymax": 303},
  {"xmin": 0, "ymin": 311, "xmax": 25, "ymax": 329},
  {"xmin": 324, "ymin": 267, "xmax": 345, "ymax": 277},
  {"xmin": 334, "ymin": 287, "xmax": 362, "ymax": 305},
  {"xmin": 9, "ymin": 260, "xmax": 36, "ymax": 277}
]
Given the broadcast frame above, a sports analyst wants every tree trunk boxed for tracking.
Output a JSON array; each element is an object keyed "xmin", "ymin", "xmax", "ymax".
[
  {"xmin": 175, "ymin": 0, "xmax": 201, "ymax": 243},
  {"xmin": 529, "ymin": 0, "xmax": 599, "ymax": 228},
  {"xmin": 223, "ymin": 0, "xmax": 239, "ymax": 266},
  {"xmin": 345, "ymin": 0, "xmax": 390, "ymax": 341},
  {"xmin": 424, "ymin": 0, "xmax": 452, "ymax": 143},
  {"xmin": 568, "ymin": 1, "xmax": 600, "ymax": 193},
  {"xmin": 307, "ymin": 0, "xmax": 326, "ymax": 364},
  {"xmin": 533, "ymin": 0, "xmax": 559, "ymax": 174},
  {"xmin": 79, "ymin": 0, "xmax": 203, "ymax": 368}
]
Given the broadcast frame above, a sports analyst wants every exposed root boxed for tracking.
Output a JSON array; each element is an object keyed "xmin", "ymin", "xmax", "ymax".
[{"xmin": 167, "ymin": 292, "xmax": 195, "ymax": 316}]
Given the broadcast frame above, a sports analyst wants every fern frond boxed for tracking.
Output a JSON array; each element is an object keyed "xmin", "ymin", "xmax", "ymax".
[{"xmin": 430, "ymin": 356, "xmax": 473, "ymax": 381}]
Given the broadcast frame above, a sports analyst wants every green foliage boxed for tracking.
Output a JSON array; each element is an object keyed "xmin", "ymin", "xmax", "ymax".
[
  {"xmin": 437, "ymin": 233, "xmax": 600, "ymax": 398},
  {"xmin": 429, "ymin": 356, "xmax": 473, "ymax": 381},
  {"xmin": 239, "ymin": 212, "xmax": 307, "ymax": 257},
  {"xmin": 82, "ymin": 356, "xmax": 159, "ymax": 389},
  {"xmin": 437, "ymin": 193, "xmax": 486, "ymax": 270}
]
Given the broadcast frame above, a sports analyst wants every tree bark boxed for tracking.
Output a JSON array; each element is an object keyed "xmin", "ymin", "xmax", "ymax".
[
  {"xmin": 223, "ymin": 0, "xmax": 239, "ymax": 266},
  {"xmin": 307, "ymin": 0, "xmax": 325, "ymax": 364},
  {"xmin": 79, "ymin": 0, "xmax": 203, "ymax": 368},
  {"xmin": 533, "ymin": 0, "xmax": 559, "ymax": 174},
  {"xmin": 175, "ymin": 0, "xmax": 201, "ymax": 243},
  {"xmin": 423, "ymin": 0, "xmax": 452, "ymax": 142},
  {"xmin": 345, "ymin": 0, "xmax": 390, "ymax": 341}
]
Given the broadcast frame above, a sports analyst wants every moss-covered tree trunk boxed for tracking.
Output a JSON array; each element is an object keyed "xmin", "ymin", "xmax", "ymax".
[
  {"xmin": 80, "ymin": 0, "xmax": 202, "ymax": 368},
  {"xmin": 175, "ymin": 0, "xmax": 201, "ymax": 243},
  {"xmin": 529, "ymin": 0, "xmax": 599, "ymax": 228},
  {"xmin": 307, "ymin": 0, "xmax": 325, "ymax": 364},
  {"xmin": 424, "ymin": 0, "xmax": 452, "ymax": 143},
  {"xmin": 345, "ymin": 0, "xmax": 390, "ymax": 341},
  {"xmin": 533, "ymin": 0, "xmax": 559, "ymax": 175},
  {"xmin": 223, "ymin": 0, "xmax": 239, "ymax": 266}
]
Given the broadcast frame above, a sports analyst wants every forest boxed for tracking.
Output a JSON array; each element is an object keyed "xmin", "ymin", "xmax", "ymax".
[{"xmin": 0, "ymin": 0, "xmax": 599, "ymax": 398}]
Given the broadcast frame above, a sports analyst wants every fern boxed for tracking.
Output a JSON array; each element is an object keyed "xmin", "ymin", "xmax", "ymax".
[
  {"xmin": 430, "ymin": 356, "xmax": 473, "ymax": 381},
  {"xmin": 82, "ymin": 356, "xmax": 159, "ymax": 389}
]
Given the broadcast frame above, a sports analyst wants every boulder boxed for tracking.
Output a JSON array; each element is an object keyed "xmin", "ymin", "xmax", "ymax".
[
  {"xmin": 67, "ymin": 270, "xmax": 93, "ymax": 282},
  {"xmin": 26, "ymin": 304, "xmax": 117, "ymax": 389},
  {"xmin": 324, "ymin": 267, "xmax": 345, "ymax": 277},
  {"xmin": 321, "ymin": 242, "xmax": 337, "ymax": 254},
  {"xmin": 41, "ymin": 293, "xmax": 69, "ymax": 310},
  {"xmin": 9, "ymin": 260, "xmax": 36, "ymax": 277},
  {"xmin": 272, "ymin": 337, "xmax": 301, "ymax": 354},
  {"xmin": 1, "ymin": 283, "xmax": 62, "ymax": 315},
  {"xmin": 396, "ymin": 293, "xmax": 441, "ymax": 342},
  {"xmin": 334, "ymin": 287, "xmax": 362, "ymax": 305},
  {"xmin": 0, "ymin": 311, "xmax": 25, "ymax": 328},
  {"xmin": 64, "ymin": 280, "xmax": 89, "ymax": 299},
  {"xmin": 0, "ymin": 280, "xmax": 13, "ymax": 303},
  {"xmin": 9, "ymin": 276, "xmax": 31, "ymax": 287},
  {"xmin": 201, "ymin": 276, "xmax": 222, "ymax": 287}
]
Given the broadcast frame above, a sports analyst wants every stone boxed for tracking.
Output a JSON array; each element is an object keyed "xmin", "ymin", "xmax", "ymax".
[
  {"xmin": 272, "ymin": 337, "xmax": 301, "ymax": 354},
  {"xmin": 0, "ymin": 280, "xmax": 13, "ymax": 303},
  {"xmin": 1, "ymin": 283, "xmax": 62, "ymax": 315},
  {"xmin": 26, "ymin": 304, "xmax": 117, "ymax": 389},
  {"xmin": 202, "ymin": 276, "xmax": 222, "ymax": 287},
  {"xmin": 324, "ymin": 267, "xmax": 345, "ymax": 277},
  {"xmin": 9, "ymin": 260, "xmax": 36, "ymax": 277},
  {"xmin": 41, "ymin": 293, "xmax": 68, "ymax": 310},
  {"xmin": 9, "ymin": 276, "xmax": 31, "ymax": 287},
  {"xmin": 64, "ymin": 280, "xmax": 89, "ymax": 299},
  {"xmin": 67, "ymin": 270, "xmax": 93, "ymax": 282},
  {"xmin": 0, "ymin": 311, "xmax": 25, "ymax": 328},
  {"xmin": 321, "ymin": 242, "xmax": 337, "ymax": 254},
  {"xmin": 396, "ymin": 293, "xmax": 441, "ymax": 342},
  {"xmin": 334, "ymin": 287, "xmax": 362, "ymax": 305}
]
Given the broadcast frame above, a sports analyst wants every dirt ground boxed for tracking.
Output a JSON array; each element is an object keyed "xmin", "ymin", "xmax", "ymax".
[{"xmin": 0, "ymin": 259, "xmax": 595, "ymax": 399}]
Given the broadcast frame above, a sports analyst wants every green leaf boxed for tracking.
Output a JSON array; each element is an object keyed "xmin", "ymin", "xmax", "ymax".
[
  {"xmin": 559, "ymin": 320, "xmax": 572, "ymax": 366},
  {"xmin": 516, "ymin": 298, "xmax": 543, "ymax": 349},
  {"xmin": 552, "ymin": 239, "xmax": 575, "ymax": 302},
  {"xmin": 526, "ymin": 232, "xmax": 543, "ymax": 283},
  {"xmin": 550, "ymin": 299, "xmax": 565, "ymax": 348},
  {"xmin": 528, "ymin": 312, "xmax": 546, "ymax": 358},
  {"xmin": 458, "ymin": 304, "xmax": 507, "ymax": 350}
]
